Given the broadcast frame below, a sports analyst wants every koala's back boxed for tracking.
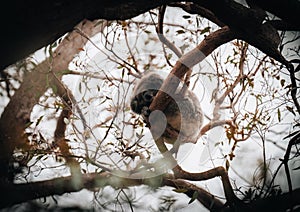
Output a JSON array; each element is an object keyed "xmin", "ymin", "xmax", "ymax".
[
  {"xmin": 133, "ymin": 73, "xmax": 163, "ymax": 95},
  {"xmin": 165, "ymin": 90, "xmax": 203, "ymax": 144},
  {"xmin": 131, "ymin": 71, "xmax": 203, "ymax": 145}
]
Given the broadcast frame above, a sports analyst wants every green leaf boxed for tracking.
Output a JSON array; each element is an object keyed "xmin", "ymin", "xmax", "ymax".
[
  {"xmin": 121, "ymin": 68, "xmax": 125, "ymax": 79},
  {"xmin": 173, "ymin": 188, "xmax": 188, "ymax": 193},
  {"xmin": 79, "ymin": 82, "xmax": 82, "ymax": 93},
  {"xmin": 277, "ymin": 108, "xmax": 281, "ymax": 122},
  {"xmin": 179, "ymin": 44, "xmax": 189, "ymax": 53},
  {"xmin": 226, "ymin": 159, "xmax": 230, "ymax": 171},
  {"xmin": 143, "ymin": 30, "xmax": 151, "ymax": 34},
  {"xmin": 36, "ymin": 115, "xmax": 44, "ymax": 127},
  {"xmin": 196, "ymin": 17, "xmax": 200, "ymax": 28},
  {"xmin": 214, "ymin": 141, "xmax": 221, "ymax": 147},
  {"xmin": 293, "ymin": 165, "xmax": 300, "ymax": 170},
  {"xmin": 286, "ymin": 106, "xmax": 296, "ymax": 116},
  {"xmin": 188, "ymin": 191, "xmax": 199, "ymax": 204},
  {"xmin": 36, "ymin": 155, "xmax": 44, "ymax": 161},
  {"xmin": 280, "ymin": 79, "xmax": 285, "ymax": 87},
  {"xmin": 176, "ymin": 29, "xmax": 185, "ymax": 34},
  {"xmin": 25, "ymin": 121, "xmax": 34, "ymax": 128},
  {"xmin": 283, "ymin": 130, "xmax": 300, "ymax": 140},
  {"xmin": 200, "ymin": 26, "xmax": 211, "ymax": 34},
  {"xmin": 182, "ymin": 15, "xmax": 191, "ymax": 19}
]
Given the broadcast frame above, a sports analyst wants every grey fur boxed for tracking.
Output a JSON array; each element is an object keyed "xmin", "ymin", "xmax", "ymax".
[{"xmin": 130, "ymin": 72, "xmax": 203, "ymax": 150}]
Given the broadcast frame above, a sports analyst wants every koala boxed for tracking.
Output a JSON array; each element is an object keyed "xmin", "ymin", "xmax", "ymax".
[{"xmin": 130, "ymin": 72, "xmax": 203, "ymax": 152}]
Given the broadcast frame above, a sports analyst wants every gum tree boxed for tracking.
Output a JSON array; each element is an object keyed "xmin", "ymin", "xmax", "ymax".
[{"xmin": 0, "ymin": 1, "xmax": 299, "ymax": 211}]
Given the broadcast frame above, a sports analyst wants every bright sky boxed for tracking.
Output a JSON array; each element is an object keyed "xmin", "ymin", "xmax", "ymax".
[{"xmin": 2, "ymin": 5, "xmax": 298, "ymax": 211}]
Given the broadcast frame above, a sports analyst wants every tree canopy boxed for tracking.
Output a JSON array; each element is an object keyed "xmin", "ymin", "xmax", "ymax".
[{"xmin": 0, "ymin": 0, "xmax": 299, "ymax": 211}]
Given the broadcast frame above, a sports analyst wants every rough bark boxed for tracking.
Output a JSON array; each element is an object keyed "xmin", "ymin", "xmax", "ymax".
[
  {"xmin": 1, "ymin": 171, "xmax": 300, "ymax": 211},
  {"xmin": 0, "ymin": 20, "xmax": 107, "ymax": 180},
  {"xmin": 0, "ymin": 0, "xmax": 172, "ymax": 70},
  {"xmin": 0, "ymin": 1, "xmax": 299, "ymax": 210},
  {"xmin": 1, "ymin": 0, "xmax": 299, "ymax": 70},
  {"xmin": 149, "ymin": 26, "xmax": 235, "ymax": 112},
  {"xmin": 249, "ymin": 0, "xmax": 300, "ymax": 28}
]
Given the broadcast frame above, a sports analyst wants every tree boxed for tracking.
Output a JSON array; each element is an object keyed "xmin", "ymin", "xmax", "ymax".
[{"xmin": 0, "ymin": 1, "xmax": 299, "ymax": 211}]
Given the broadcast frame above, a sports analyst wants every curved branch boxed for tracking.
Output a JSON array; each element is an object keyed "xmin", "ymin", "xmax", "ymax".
[
  {"xmin": 0, "ymin": 0, "xmax": 175, "ymax": 70},
  {"xmin": 173, "ymin": 166, "xmax": 238, "ymax": 206},
  {"xmin": 156, "ymin": 5, "xmax": 182, "ymax": 58},
  {"xmin": 169, "ymin": 2, "xmax": 225, "ymax": 27},
  {"xmin": 0, "ymin": 20, "xmax": 107, "ymax": 181},
  {"xmin": 267, "ymin": 20, "xmax": 300, "ymax": 31},
  {"xmin": 288, "ymin": 65, "xmax": 300, "ymax": 115},
  {"xmin": 1, "ymin": 170, "xmax": 299, "ymax": 211},
  {"xmin": 149, "ymin": 26, "xmax": 235, "ymax": 112},
  {"xmin": 0, "ymin": 172, "xmax": 156, "ymax": 209},
  {"xmin": 248, "ymin": 0, "xmax": 300, "ymax": 29},
  {"xmin": 200, "ymin": 120, "xmax": 233, "ymax": 135},
  {"xmin": 164, "ymin": 178, "xmax": 225, "ymax": 211},
  {"xmin": 52, "ymin": 79, "xmax": 82, "ymax": 183}
]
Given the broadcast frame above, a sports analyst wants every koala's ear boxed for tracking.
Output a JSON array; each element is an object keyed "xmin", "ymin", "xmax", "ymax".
[{"xmin": 142, "ymin": 90, "xmax": 155, "ymax": 102}]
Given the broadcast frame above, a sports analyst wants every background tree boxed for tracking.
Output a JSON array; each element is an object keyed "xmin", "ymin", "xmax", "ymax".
[{"xmin": 0, "ymin": 1, "xmax": 299, "ymax": 211}]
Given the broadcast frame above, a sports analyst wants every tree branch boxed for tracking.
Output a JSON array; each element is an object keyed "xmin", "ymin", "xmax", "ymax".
[
  {"xmin": 169, "ymin": 2, "xmax": 225, "ymax": 27},
  {"xmin": 249, "ymin": 0, "xmax": 300, "ymax": 29},
  {"xmin": 52, "ymin": 78, "xmax": 83, "ymax": 185},
  {"xmin": 0, "ymin": 0, "xmax": 175, "ymax": 70},
  {"xmin": 1, "ymin": 170, "xmax": 299, "ymax": 211},
  {"xmin": 149, "ymin": 26, "xmax": 235, "ymax": 112},
  {"xmin": 164, "ymin": 178, "xmax": 225, "ymax": 211},
  {"xmin": 156, "ymin": 5, "xmax": 182, "ymax": 58},
  {"xmin": 0, "ymin": 172, "xmax": 158, "ymax": 209},
  {"xmin": 173, "ymin": 166, "xmax": 238, "ymax": 207},
  {"xmin": 0, "ymin": 20, "xmax": 107, "ymax": 181},
  {"xmin": 1, "ymin": 0, "xmax": 299, "ymax": 70}
]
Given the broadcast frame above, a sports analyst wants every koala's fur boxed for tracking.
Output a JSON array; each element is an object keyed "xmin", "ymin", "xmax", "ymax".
[{"xmin": 130, "ymin": 72, "xmax": 203, "ymax": 149}]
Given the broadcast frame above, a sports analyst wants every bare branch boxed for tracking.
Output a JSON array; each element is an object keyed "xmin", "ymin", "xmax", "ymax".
[
  {"xmin": 164, "ymin": 178, "xmax": 225, "ymax": 211},
  {"xmin": 200, "ymin": 120, "xmax": 233, "ymax": 135},
  {"xmin": 288, "ymin": 64, "xmax": 300, "ymax": 115},
  {"xmin": 51, "ymin": 77, "xmax": 82, "ymax": 184},
  {"xmin": 173, "ymin": 166, "xmax": 238, "ymax": 206},
  {"xmin": 0, "ymin": 19, "xmax": 107, "ymax": 181},
  {"xmin": 169, "ymin": 2, "xmax": 225, "ymax": 27},
  {"xmin": 0, "ymin": 172, "xmax": 166, "ymax": 209},
  {"xmin": 156, "ymin": 5, "xmax": 182, "ymax": 58}
]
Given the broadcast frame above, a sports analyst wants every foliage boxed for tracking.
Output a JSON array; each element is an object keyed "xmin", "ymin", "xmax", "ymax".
[{"xmin": 0, "ymin": 3, "xmax": 299, "ymax": 212}]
